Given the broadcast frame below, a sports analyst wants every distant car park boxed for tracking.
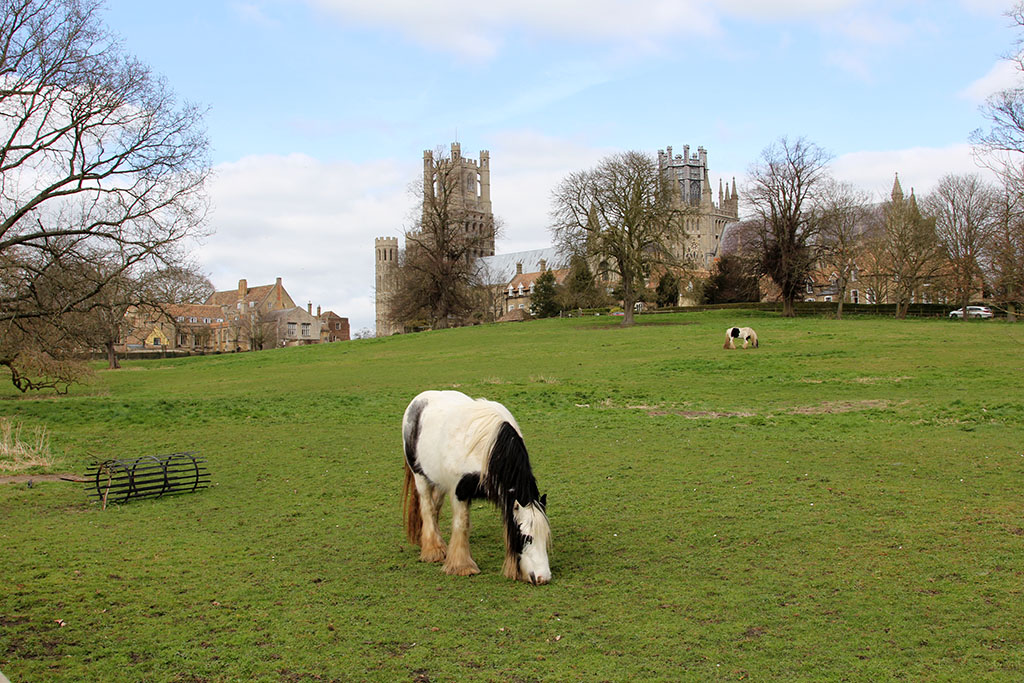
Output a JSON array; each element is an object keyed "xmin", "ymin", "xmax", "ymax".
[{"xmin": 949, "ymin": 306, "xmax": 993, "ymax": 319}]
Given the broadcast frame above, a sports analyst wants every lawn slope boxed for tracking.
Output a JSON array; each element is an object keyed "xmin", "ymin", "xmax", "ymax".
[{"xmin": 2, "ymin": 310, "xmax": 1023, "ymax": 681}]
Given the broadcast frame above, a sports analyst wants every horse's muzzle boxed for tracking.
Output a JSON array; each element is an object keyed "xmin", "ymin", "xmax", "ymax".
[{"xmin": 528, "ymin": 571, "xmax": 550, "ymax": 585}]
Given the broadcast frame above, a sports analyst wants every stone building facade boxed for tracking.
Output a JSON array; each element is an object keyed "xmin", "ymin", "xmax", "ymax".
[
  {"xmin": 657, "ymin": 144, "xmax": 739, "ymax": 269},
  {"xmin": 375, "ymin": 142, "xmax": 738, "ymax": 335},
  {"xmin": 375, "ymin": 143, "xmax": 496, "ymax": 336}
]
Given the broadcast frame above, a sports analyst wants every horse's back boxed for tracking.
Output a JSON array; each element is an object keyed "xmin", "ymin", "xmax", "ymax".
[{"xmin": 404, "ymin": 390, "xmax": 518, "ymax": 491}]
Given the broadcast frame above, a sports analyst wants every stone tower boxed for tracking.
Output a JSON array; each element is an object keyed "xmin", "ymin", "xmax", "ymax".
[
  {"xmin": 374, "ymin": 236, "xmax": 400, "ymax": 337},
  {"xmin": 422, "ymin": 142, "xmax": 495, "ymax": 258},
  {"xmin": 657, "ymin": 144, "xmax": 739, "ymax": 268},
  {"xmin": 374, "ymin": 143, "xmax": 496, "ymax": 336}
]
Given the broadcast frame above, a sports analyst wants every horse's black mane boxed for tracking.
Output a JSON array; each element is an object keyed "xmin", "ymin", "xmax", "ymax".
[
  {"xmin": 485, "ymin": 422, "xmax": 540, "ymax": 507},
  {"xmin": 454, "ymin": 421, "xmax": 543, "ymax": 556}
]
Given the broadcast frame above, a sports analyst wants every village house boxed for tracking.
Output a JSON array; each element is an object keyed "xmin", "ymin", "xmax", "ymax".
[
  {"xmin": 317, "ymin": 307, "xmax": 351, "ymax": 342},
  {"xmin": 119, "ymin": 277, "xmax": 348, "ymax": 353}
]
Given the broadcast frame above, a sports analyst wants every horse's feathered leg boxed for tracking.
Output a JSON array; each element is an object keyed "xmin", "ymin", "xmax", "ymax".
[
  {"xmin": 443, "ymin": 495, "xmax": 480, "ymax": 576},
  {"xmin": 414, "ymin": 475, "xmax": 447, "ymax": 562}
]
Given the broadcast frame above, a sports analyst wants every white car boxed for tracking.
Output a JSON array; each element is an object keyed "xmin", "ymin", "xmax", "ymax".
[{"xmin": 949, "ymin": 306, "xmax": 993, "ymax": 319}]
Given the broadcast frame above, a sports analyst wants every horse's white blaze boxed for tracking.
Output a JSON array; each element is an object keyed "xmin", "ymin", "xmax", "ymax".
[{"xmin": 514, "ymin": 501, "xmax": 551, "ymax": 584}]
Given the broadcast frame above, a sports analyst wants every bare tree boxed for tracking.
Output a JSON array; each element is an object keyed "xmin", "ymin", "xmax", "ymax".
[
  {"xmin": 139, "ymin": 266, "xmax": 215, "ymax": 304},
  {"xmin": 745, "ymin": 137, "xmax": 832, "ymax": 317},
  {"xmin": 0, "ymin": 0, "xmax": 210, "ymax": 390},
  {"xmin": 856, "ymin": 218, "xmax": 894, "ymax": 307},
  {"xmin": 234, "ymin": 311, "xmax": 276, "ymax": 351},
  {"xmin": 879, "ymin": 179, "xmax": 943, "ymax": 318},
  {"xmin": 972, "ymin": 4, "xmax": 1024, "ymax": 182},
  {"xmin": 393, "ymin": 148, "xmax": 496, "ymax": 329},
  {"xmin": 986, "ymin": 185, "xmax": 1024, "ymax": 320},
  {"xmin": 817, "ymin": 180, "xmax": 871, "ymax": 319},
  {"xmin": 923, "ymin": 174, "xmax": 997, "ymax": 321},
  {"xmin": 550, "ymin": 151, "xmax": 689, "ymax": 326}
]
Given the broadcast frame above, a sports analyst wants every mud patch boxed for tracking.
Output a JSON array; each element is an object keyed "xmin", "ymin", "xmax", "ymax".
[
  {"xmin": 650, "ymin": 410, "xmax": 756, "ymax": 419},
  {"xmin": 786, "ymin": 400, "xmax": 894, "ymax": 415}
]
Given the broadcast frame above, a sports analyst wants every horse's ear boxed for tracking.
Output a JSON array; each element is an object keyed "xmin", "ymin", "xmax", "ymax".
[{"xmin": 540, "ymin": 493, "xmax": 547, "ymax": 509}]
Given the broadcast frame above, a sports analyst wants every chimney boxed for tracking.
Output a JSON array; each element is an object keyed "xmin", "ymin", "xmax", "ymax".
[
  {"xmin": 317, "ymin": 305, "xmax": 321, "ymax": 317},
  {"xmin": 307, "ymin": 301, "xmax": 312, "ymax": 315},
  {"xmin": 276, "ymin": 277, "xmax": 283, "ymax": 308},
  {"xmin": 516, "ymin": 262, "xmax": 523, "ymax": 275},
  {"xmin": 539, "ymin": 259, "xmax": 547, "ymax": 272},
  {"xmin": 238, "ymin": 279, "xmax": 247, "ymax": 300}
]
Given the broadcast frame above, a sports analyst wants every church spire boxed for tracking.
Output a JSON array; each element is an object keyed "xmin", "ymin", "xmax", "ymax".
[{"xmin": 891, "ymin": 173, "xmax": 904, "ymax": 202}]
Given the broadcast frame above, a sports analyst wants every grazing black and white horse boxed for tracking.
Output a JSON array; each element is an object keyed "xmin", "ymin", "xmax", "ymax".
[
  {"xmin": 724, "ymin": 326, "xmax": 758, "ymax": 349},
  {"xmin": 402, "ymin": 390, "xmax": 551, "ymax": 584}
]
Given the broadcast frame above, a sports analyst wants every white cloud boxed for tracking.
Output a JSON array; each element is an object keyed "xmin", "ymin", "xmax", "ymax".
[
  {"xmin": 488, "ymin": 131, "xmax": 615, "ymax": 252},
  {"xmin": 199, "ymin": 153, "xmax": 417, "ymax": 335},
  {"xmin": 829, "ymin": 143, "xmax": 998, "ymax": 199},
  {"xmin": 231, "ymin": 2, "xmax": 278, "ymax": 27},
  {"xmin": 305, "ymin": 0, "xmax": 721, "ymax": 57},
  {"xmin": 961, "ymin": 58, "xmax": 1022, "ymax": 102},
  {"xmin": 724, "ymin": 0, "xmax": 864, "ymax": 20}
]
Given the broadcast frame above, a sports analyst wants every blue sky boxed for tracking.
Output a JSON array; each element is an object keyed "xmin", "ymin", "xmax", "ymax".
[{"xmin": 103, "ymin": 0, "xmax": 1019, "ymax": 334}]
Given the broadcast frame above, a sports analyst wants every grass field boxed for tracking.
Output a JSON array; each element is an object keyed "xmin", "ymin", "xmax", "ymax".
[{"xmin": 1, "ymin": 309, "xmax": 1023, "ymax": 681}]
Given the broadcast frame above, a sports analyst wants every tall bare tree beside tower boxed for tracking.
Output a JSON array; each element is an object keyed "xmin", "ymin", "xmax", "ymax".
[
  {"xmin": 745, "ymin": 137, "xmax": 832, "ymax": 317},
  {"xmin": 380, "ymin": 144, "xmax": 497, "ymax": 332}
]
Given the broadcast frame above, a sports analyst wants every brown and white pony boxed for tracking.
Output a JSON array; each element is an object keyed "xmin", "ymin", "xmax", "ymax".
[
  {"xmin": 724, "ymin": 326, "xmax": 758, "ymax": 349},
  {"xmin": 402, "ymin": 390, "xmax": 551, "ymax": 584}
]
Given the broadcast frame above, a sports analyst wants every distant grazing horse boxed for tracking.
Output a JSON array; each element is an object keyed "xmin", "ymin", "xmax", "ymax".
[
  {"xmin": 724, "ymin": 326, "xmax": 758, "ymax": 349},
  {"xmin": 402, "ymin": 390, "xmax": 551, "ymax": 584}
]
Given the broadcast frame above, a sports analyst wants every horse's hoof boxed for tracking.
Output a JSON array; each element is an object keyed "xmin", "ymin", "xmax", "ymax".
[
  {"xmin": 443, "ymin": 562, "xmax": 480, "ymax": 576},
  {"xmin": 420, "ymin": 546, "xmax": 447, "ymax": 563}
]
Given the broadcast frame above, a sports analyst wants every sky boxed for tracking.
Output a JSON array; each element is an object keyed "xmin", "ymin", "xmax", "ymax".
[{"xmin": 101, "ymin": 0, "xmax": 1022, "ymax": 335}]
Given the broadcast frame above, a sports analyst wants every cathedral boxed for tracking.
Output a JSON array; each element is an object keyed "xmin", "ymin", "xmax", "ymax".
[{"xmin": 375, "ymin": 143, "xmax": 738, "ymax": 336}]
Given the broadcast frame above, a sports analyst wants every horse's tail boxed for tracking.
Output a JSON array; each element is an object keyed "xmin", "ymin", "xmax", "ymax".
[{"xmin": 403, "ymin": 463, "xmax": 422, "ymax": 545}]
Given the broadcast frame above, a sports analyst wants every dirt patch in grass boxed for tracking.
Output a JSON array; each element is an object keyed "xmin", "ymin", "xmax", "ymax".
[
  {"xmin": 786, "ymin": 399, "xmax": 894, "ymax": 415},
  {"xmin": 649, "ymin": 409, "xmax": 756, "ymax": 419}
]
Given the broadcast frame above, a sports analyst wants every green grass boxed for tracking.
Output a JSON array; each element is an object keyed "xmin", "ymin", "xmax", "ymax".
[{"xmin": 2, "ymin": 310, "xmax": 1023, "ymax": 681}]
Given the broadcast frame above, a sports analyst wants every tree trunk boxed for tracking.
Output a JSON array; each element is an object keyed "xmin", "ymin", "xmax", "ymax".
[
  {"xmin": 961, "ymin": 295, "xmax": 970, "ymax": 322},
  {"xmin": 622, "ymin": 281, "xmax": 635, "ymax": 326},
  {"xmin": 1008, "ymin": 303, "xmax": 1017, "ymax": 322},
  {"xmin": 782, "ymin": 297, "xmax": 796, "ymax": 317},
  {"xmin": 895, "ymin": 300, "xmax": 908, "ymax": 319},
  {"xmin": 105, "ymin": 341, "xmax": 121, "ymax": 370}
]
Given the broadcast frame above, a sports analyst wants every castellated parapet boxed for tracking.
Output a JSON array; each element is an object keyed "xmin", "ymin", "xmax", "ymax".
[{"xmin": 658, "ymin": 144, "xmax": 739, "ymax": 268}]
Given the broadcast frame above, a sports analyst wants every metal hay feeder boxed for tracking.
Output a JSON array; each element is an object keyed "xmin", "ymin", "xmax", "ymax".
[{"xmin": 84, "ymin": 451, "xmax": 209, "ymax": 507}]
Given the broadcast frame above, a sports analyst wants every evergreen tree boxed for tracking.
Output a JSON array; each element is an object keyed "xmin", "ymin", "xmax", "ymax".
[
  {"xmin": 655, "ymin": 271, "xmax": 681, "ymax": 307},
  {"xmin": 703, "ymin": 255, "xmax": 760, "ymax": 304},
  {"xmin": 562, "ymin": 255, "xmax": 602, "ymax": 309},
  {"xmin": 530, "ymin": 270, "xmax": 561, "ymax": 318}
]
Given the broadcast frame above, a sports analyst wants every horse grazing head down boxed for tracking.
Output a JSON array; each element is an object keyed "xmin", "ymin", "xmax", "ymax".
[{"xmin": 509, "ymin": 495, "xmax": 551, "ymax": 585}]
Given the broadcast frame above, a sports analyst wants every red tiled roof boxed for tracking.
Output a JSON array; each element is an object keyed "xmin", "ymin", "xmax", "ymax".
[
  {"xmin": 205, "ymin": 284, "xmax": 276, "ymax": 307},
  {"xmin": 507, "ymin": 269, "xmax": 569, "ymax": 290}
]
